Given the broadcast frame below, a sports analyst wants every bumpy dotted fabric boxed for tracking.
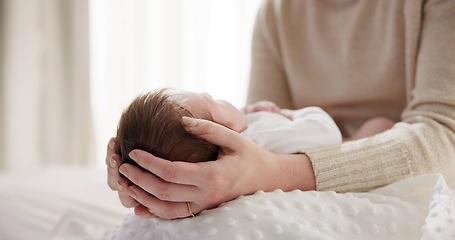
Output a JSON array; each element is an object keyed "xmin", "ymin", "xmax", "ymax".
[{"xmin": 109, "ymin": 174, "xmax": 455, "ymax": 240}]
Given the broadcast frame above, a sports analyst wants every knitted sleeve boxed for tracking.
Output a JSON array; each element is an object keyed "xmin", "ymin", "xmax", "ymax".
[{"xmin": 305, "ymin": 0, "xmax": 455, "ymax": 192}]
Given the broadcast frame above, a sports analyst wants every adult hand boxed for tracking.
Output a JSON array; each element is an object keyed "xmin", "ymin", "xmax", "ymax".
[
  {"xmin": 106, "ymin": 137, "xmax": 140, "ymax": 209},
  {"xmin": 117, "ymin": 117, "xmax": 316, "ymax": 220}
]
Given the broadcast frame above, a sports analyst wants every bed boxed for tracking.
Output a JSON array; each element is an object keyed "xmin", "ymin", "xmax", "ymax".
[{"xmin": 0, "ymin": 166, "xmax": 454, "ymax": 240}]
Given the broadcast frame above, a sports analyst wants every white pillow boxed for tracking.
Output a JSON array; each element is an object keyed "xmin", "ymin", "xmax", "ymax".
[{"xmin": 108, "ymin": 174, "xmax": 455, "ymax": 240}]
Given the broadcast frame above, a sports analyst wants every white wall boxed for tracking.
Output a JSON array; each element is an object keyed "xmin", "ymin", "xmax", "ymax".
[{"xmin": 89, "ymin": 0, "xmax": 262, "ymax": 166}]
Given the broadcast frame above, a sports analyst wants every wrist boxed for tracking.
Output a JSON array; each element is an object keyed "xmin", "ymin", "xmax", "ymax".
[
  {"xmin": 286, "ymin": 153, "xmax": 316, "ymax": 191},
  {"xmin": 261, "ymin": 153, "xmax": 316, "ymax": 192}
]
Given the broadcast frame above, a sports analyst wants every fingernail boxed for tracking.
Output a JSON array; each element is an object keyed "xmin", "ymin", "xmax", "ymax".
[
  {"xmin": 119, "ymin": 166, "xmax": 128, "ymax": 176},
  {"xmin": 182, "ymin": 116, "xmax": 197, "ymax": 128},
  {"xmin": 108, "ymin": 139, "xmax": 115, "ymax": 149},
  {"xmin": 129, "ymin": 151, "xmax": 137, "ymax": 161},
  {"xmin": 127, "ymin": 188, "xmax": 136, "ymax": 199},
  {"xmin": 109, "ymin": 157, "xmax": 117, "ymax": 168},
  {"xmin": 117, "ymin": 181, "xmax": 124, "ymax": 191}
]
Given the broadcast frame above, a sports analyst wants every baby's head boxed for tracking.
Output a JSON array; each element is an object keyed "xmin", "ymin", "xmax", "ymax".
[{"xmin": 115, "ymin": 88, "xmax": 247, "ymax": 169}]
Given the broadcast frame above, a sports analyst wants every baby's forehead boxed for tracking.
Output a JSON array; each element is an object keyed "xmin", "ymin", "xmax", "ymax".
[
  {"xmin": 158, "ymin": 89, "xmax": 187, "ymax": 101},
  {"xmin": 174, "ymin": 92, "xmax": 214, "ymax": 120},
  {"xmin": 169, "ymin": 91, "xmax": 201, "ymax": 104}
]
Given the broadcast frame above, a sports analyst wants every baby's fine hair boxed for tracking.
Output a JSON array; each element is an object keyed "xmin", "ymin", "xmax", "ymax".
[{"xmin": 115, "ymin": 88, "xmax": 219, "ymax": 171}]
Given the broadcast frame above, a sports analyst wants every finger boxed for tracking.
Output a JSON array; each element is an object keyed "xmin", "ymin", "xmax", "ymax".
[
  {"xmin": 182, "ymin": 117, "xmax": 243, "ymax": 151},
  {"xmin": 107, "ymin": 154, "xmax": 122, "ymax": 190},
  {"xmin": 106, "ymin": 137, "xmax": 119, "ymax": 176},
  {"xmin": 127, "ymin": 185, "xmax": 195, "ymax": 219},
  {"xmin": 134, "ymin": 205, "xmax": 156, "ymax": 218},
  {"xmin": 105, "ymin": 137, "xmax": 118, "ymax": 165},
  {"xmin": 106, "ymin": 137, "xmax": 139, "ymax": 208},
  {"xmin": 115, "ymin": 175, "xmax": 139, "ymax": 208},
  {"xmin": 118, "ymin": 191, "xmax": 139, "ymax": 208},
  {"xmin": 119, "ymin": 162, "xmax": 200, "ymax": 201},
  {"xmin": 127, "ymin": 150, "xmax": 204, "ymax": 186},
  {"xmin": 117, "ymin": 176, "xmax": 129, "ymax": 192},
  {"xmin": 108, "ymin": 137, "xmax": 117, "ymax": 151}
]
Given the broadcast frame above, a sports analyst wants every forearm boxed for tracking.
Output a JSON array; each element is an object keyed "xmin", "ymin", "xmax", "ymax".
[
  {"xmin": 305, "ymin": 133, "xmax": 411, "ymax": 192},
  {"xmin": 306, "ymin": 116, "xmax": 455, "ymax": 192}
]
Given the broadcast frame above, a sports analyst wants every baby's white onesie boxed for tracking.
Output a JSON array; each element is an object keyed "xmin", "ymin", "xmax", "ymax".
[{"xmin": 241, "ymin": 106, "xmax": 342, "ymax": 153}]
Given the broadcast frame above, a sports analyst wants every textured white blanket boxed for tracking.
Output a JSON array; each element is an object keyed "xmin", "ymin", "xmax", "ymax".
[{"xmin": 96, "ymin": 174, "xmax": 453, "ymax": 240}]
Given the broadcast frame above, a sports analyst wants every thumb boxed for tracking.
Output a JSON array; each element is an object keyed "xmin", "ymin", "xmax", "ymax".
[{"xmin": 182, "ymin": 117, "xmax": 242, "ymax": 151}]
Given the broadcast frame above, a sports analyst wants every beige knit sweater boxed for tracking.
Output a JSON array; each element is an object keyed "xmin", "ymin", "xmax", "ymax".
[{"xmin": 247, "ymin": 0, "xmax": 455, "ymax": 192}]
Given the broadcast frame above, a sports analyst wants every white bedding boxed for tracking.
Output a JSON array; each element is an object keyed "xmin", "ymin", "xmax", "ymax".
[
  {"xmin": 0, "ymin": 167, "xmax": 129, "ymax": 240},
  {"xmin": 0, "ymin": 167, "xmax": 454, "ymax": 240}
]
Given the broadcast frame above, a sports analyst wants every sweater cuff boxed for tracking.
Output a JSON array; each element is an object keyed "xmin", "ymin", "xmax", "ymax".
[{"xmin": 304, "ymin": 135, "xmax": 413, "ymax": 192}]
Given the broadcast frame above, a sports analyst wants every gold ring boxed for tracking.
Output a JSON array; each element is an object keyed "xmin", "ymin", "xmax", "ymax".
[{"xmin": 186, "ymin": 202, "xmax": 195, "ymax": 217}]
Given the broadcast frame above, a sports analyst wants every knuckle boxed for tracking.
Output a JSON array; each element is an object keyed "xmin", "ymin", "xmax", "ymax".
[
  {"xmin": 119, "ymin": 193, "xmax": 137, "ymax": 208},
  {"xmin": 162, "ymin": 211, "xmax": 178, "ymax": 220},
  {"xmin": 205, "ymin": 174, "xmax": 227, "ymax": 204},
  {"xmin": 156, "ymin": 188, "xmax": 172, "ymax": 201},
  {"xmin": 207, "ymin": 171, "xmax": 226, "ymax": 188},
  {"xmin": 158, "ymin": 204, "xmax": 178, "ymax": 219},
  {"xmin": 107, "ymin": 169, "xmax": 120, "ymax": 190},
  {"xmin": 128, "ymin": 174, "xmax": 139, "ymax": 185},
  {"xmin": 207, "ymin": 192, "xmax": 224, "ymax": 205},
  {"xmin": 202, "ymin": 121, "xmax": 218, "ymax": 136},
  {"xmin": 204, "ymin": 165, "xmax": 237, "ymax": 205},
  {"xmin": 107, "ymin": 180, "xmax": 116, "ymax": 190},
  {"xmin": 120, "ymin": 200, "xmax": 132, "ymax": 208},
  {"xmin": 196, "ymin": 119, "xmax": 213, "ymax": 131},
  {"xmin": 135, "ymin": 157, "xmax": 146, "ymax": 170},
  {"xmin": 207, "ymin": 175, "xmax": 221, "ymax": 189},
  {"xmin": 161, "ymin": 166, "xmax": 177, "ymax": 182}
]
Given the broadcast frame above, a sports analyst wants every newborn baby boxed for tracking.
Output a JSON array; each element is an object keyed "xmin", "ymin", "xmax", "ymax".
[{"xmin": 115, "ymin": 88, "xmax": 343, "ymax": 170}]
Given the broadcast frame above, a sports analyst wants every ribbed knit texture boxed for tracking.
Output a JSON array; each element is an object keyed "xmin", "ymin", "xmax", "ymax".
[{"xmin": 247, "ymin": 0, "xmax": 455, "ymax": 192}]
